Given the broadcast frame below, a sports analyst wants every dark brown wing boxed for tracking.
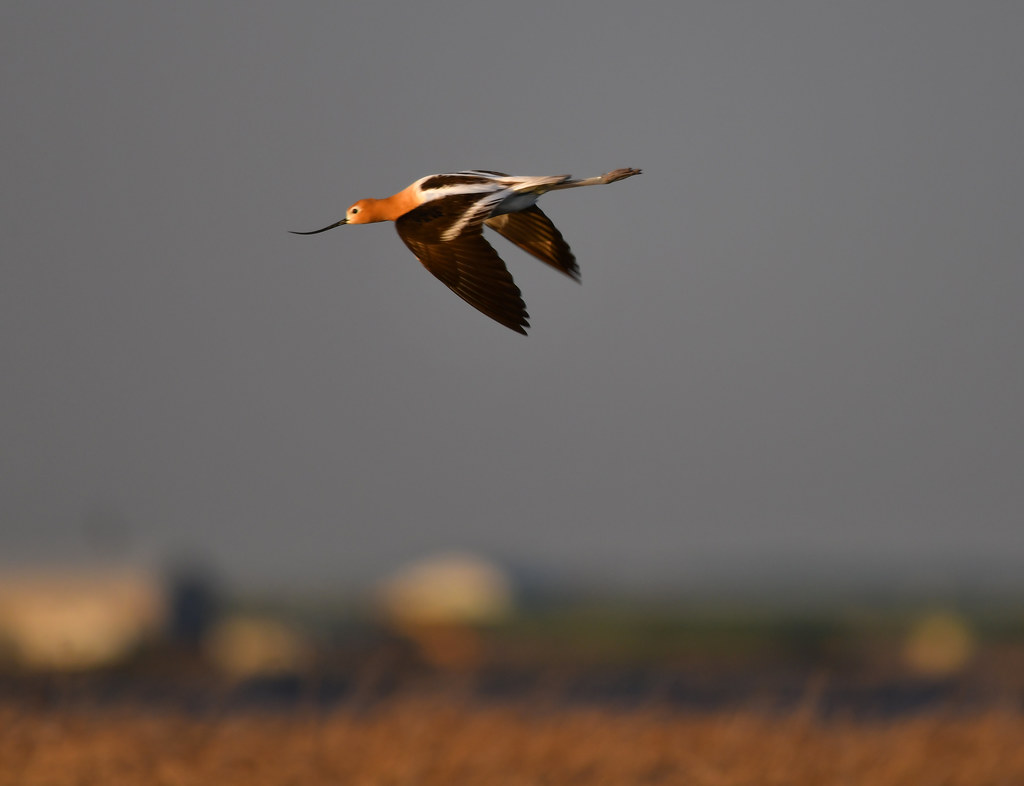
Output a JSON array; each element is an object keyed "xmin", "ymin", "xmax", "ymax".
[
  {"xmin": 396, "ymin": 199, "xmax": 529, "ymax": 335},
  {"xmin": 485, "ymin": 205, "xmax": 579, "ymax": 282}
]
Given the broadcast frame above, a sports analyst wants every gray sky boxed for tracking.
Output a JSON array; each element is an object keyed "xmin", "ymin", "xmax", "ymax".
[{"xmin": 3, "ymin": 3, "xmax": 1022, "ymax": 594}]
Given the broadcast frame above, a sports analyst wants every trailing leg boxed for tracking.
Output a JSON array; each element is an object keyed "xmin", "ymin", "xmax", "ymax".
[{"xmin": 548, "ymin": 168, "xmax": 641, "ymax": 190}]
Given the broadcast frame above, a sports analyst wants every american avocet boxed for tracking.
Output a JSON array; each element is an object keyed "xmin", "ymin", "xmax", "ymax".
[{"xmin": 291, "ymin": 167, "xmax": 641, "ymax": 334}]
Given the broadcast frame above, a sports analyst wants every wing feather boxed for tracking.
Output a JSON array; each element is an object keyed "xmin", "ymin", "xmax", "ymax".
[
  {"xmin": 485, "ymin": 206, "xmax": 579, "ymax": 281},
  {"xmin": 396, "ymin": 200, "xmax": 529, "ymax": 334}
]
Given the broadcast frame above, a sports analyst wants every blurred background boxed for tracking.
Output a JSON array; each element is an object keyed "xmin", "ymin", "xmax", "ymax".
[{"xmin": 2, "ymin": 3, "xmax": 1022, "ymax": 708}]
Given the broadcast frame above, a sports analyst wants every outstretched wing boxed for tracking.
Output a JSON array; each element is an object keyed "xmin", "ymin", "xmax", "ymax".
[
  {"xmin": 485, "ymin": 205, "xmax": 579, "ymax": 282},
  {"xmin": 395, "ymin": 198, "xmax": 529, "ymax": 335}
]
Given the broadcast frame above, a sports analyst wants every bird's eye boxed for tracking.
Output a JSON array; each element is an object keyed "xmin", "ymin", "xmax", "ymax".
[{"xmin": 350, "ymin": 207, "xmax": 359, "ymax": 214}]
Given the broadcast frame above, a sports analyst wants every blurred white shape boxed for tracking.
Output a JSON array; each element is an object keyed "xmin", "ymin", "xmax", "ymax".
[
  {"xmin": 205, "ymin": 615, "xmax": 310, "ymax": 678},
  {"xmin": 0, "ymin": 567, "xmax": 165, "ymax": 670},
  {"xmin": 903, "ymin": 610, "xmax": 976, "ymax": 677},
  {"xmin": 376, "ymin": 552, "xmax": 515, "ymax": 626}
]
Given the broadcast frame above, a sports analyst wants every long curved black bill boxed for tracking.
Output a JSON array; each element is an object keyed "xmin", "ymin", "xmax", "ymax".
[{"xmin": 290, "ymin": 218, "xmax": 347, "ymax": 235}]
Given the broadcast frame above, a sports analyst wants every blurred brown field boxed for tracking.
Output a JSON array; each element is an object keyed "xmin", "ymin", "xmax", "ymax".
[
  {"xmin": 2, "ymin": 699, "xmax": 1023, "ymax": 786},
  {"xmin": 3, "ymin": 567, "xmax": 1023, "ymax": 784}
]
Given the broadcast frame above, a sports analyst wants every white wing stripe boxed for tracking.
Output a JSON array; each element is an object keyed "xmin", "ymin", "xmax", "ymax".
[{"xmin": 440, "ymin": 191, "xmax": 507, "ymax": 242}]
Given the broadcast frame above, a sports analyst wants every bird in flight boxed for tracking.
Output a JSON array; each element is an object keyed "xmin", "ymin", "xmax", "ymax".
[{"xmin": 291, "ymin": 167, "xmax": 641, "ymax": 334}]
